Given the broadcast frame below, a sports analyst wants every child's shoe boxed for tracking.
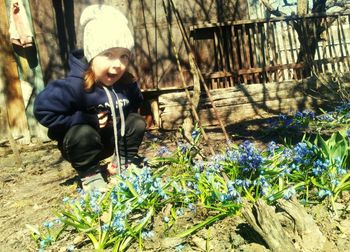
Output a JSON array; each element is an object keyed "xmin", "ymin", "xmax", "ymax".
[{"xmin": 81, "ymin": 172, "xmax": 108, "ymax": 193}]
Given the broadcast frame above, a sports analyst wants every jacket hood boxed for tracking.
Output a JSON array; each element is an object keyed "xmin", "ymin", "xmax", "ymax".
[{"xmin": 68, "ymin": 49, "xmax": 89, "ymax": 78}]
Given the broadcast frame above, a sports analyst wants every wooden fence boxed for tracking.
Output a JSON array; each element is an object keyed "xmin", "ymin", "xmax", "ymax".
[{"xmin": 190, "ymin": 12, "xmax": 350, "ymax": 89}]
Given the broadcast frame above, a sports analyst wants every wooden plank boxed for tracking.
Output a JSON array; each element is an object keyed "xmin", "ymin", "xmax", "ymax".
[
  {"xmin": 255, "ymin": 22, "xmax": 267, "ymax": 82},
  {"xmin": 280, "ymin": 21, "xmax": 292, "ymax": 79},
  {"xmin": 313, "ymin": 19, "xmax": 323, "ymax": 73},
  {"xmin": 0, "ymin": 0, "xmax": 30, "ymax": 142},
  {"xmin": 268, "ymin": 21, "xmax": 278, "ymax": 81},
  {"xmin": 159, "ymin": 81, "xmax": 302, "ymax": 107},
  {"xmin": 285, "ymin": 20, "xmax": 295, "ymax": 63},
  {"xmin": 198, "ymin": 89, "xmax": 305, "ymax": 108},
  {"xmin": 242, "ymin": 24, "xmax": 252, "ymax": 83},
  {"xmin": 231, "ymin": 25, "xmax": 240, "ymax": 84},
  {"xmin": 249, "ymin": 24, "xmax": 259, "ymax": 83},
  {"xmin": 328, "ymin": 20, "xmax": 341, "ymax": 71},
  {"xmin": 337, "ymin": 16, "xmax": 350, "ymax": 71},
  {"xmin": 272, "ymin": 22, "xmax": 281, "ymax": 81},
  {"xmin": 262, "ymin": 22, "xmax": 273, "ymax": 82},
  {"xmin": 237, "ymin": 26, "xmax": 248, "ymax": 84},
  {"xmin": 291, "ymin": 20, "xmax": 303, "ymax": 79},
  {"xmin": 212, "ymin": 29, "xmax": 219, "ymax": 79},
  {"xmin": 324, "ymin": 18, "xmax": 336, "ymax": 72},
  {"xmin": 198, "ymin": 96, "xmax": 319, "ymax": 124},
  {"xmin": 5, "ymin": 0, "xmax": 48, "ymax": 141},
  {"xmin": 28, "ymin": 0, "xmax": 65, "ymax": 83},
  {"xmin": 160, "ymin": 96, "xmax": 321, "ymax": 129}
]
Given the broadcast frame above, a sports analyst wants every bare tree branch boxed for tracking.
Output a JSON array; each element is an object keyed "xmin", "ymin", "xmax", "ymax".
[
  {"xmin": 259, "ymin": 0, "xmax": 287, "ymax": 17},
  {"xmin": 283, "ymin": 0, "xmax": 297, "ymax": 7},
  {"xmin": 326, "ymin": 1, "xmax": 350, "ymax": 11}
]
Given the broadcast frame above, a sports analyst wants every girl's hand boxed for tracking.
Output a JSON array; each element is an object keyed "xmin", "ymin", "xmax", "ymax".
[{"xmin": 98, "ymin": 111, "xmax": 109, "ymax": 128}]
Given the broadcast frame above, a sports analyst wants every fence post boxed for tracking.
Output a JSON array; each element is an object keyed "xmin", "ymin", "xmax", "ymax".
[{"xmin": 4, "ymin": 0, "xmax": 48, "ymax": 142}]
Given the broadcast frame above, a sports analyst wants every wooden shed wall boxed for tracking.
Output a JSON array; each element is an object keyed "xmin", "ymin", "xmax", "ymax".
[
  {"xmin": 31, "ymin": 0, "xmax": 248, "ymax": 89},
  {"xmin": 0, "ymin": 0, "xmax": 248, "ymax": 140}
]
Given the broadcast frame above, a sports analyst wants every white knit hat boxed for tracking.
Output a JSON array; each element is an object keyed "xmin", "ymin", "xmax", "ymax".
[{"xmin": 80, "ymin": 5, "xmax": 134, "ymax": 62}]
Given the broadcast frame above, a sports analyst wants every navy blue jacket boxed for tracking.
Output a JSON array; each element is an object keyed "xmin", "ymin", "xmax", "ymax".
[{"xmin": 34, "ymin": 50, "xmax": 144, "ymax": 141}]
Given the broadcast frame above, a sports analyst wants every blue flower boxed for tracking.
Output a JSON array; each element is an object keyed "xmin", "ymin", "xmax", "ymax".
[
  {"xmin": 316, "ymin": 114, "xmax": 334, "ymax": 122},
  {"xmin": 302, "ymin": 110, "xmax": 315, "ymax": 119},
  {"xmin": 63, "ymin": 196, "xmax": 69, "ymax": 204},
  {"xmin": 178, "ymin": 142, "xmax": 188, "ymax": 154},
  {"xmin": 234, "ymin": 179, "xmax": 251, "ymax": 188},
  {"xmin": 279, "ymin": 114, "xmax": 287, "ymax": 121},
  {"xmin": 40, "ymin": 235, "xmax": 53, "ymax": 248},
  {"xmin": 157, "ymin": 146, "xmax": 171, "ymax": 157},
  {"xmin": 176, "ymin": 208, "xmax": 184, "ymax": 216},
  {"xmin": 220, "ymin": 193, "xmax": 228, "ymax": 202},
  {"xmin": 102, "ymin": 224, "xmax": 109, "ymax": 231},
  {"xmin": 76, "ymin": 187, "xmax": 84, "ymax": 195},
  {"xmin": 331, "ymin": 179, "xmax": 339, "ymax": 186},
  {"xmin": 295, "ymin": 111, "xmax": 303, "ymax": 118},
  {"xmin": 312, "ymin": 159, "xmax": 329, "ymax": 176},
  {"xmin": 226, "ymin": 149, "xmax": 238, "ymax": 162},
  {"xmin": 43, "ymin": 221, "xmax": 54, "ymax": 229},
  {"xmin": 283, "ymin": 187, "xmax": 296, "ymax": 199},
  {"xmin": 54, "ymin": 218, "xmax": 62, "ymax": 225},
  {"xmin": 194, "ymin": 172, "xmax": 200, "ymax": 180},
  {"xmin": 293, "ymin": 142, "xmax": 315, "ymax": 165},
  {"xmin": 188, "ymin": 203, "xmax": 196, "ymax": 212},
  {"xmin": 111, "ymin": 214, "xmax": 126, "ymax": 233},
  {"xmin": 267, "ymin": 141, "xmax": 278, "ymax": 154},
  {"xmin": 164, "ymin": 216, "xmax": 170, "ymax": 223},
  {"xmin": 191, "ymin": 129, "xmax": 200, "ymax": 139},
  {"xmin": 175, "ymin": 244, "xmax": 185, "ymax": 252},
  {"xmin": 142, "ymin": 230, "xmax": 155, "ymax": 239},
  {"xmin": 282, "ymin": 148, "xmax": 293, "ymax": 159},
  {"xmin": 193, "ymin": 160, "xmax": 205, "ymax": 172},
  {"xmin": 347, "ymin": 129, "xmax": 350, "ymax": 138},
  {"xmin": 318, "ymin": 189, "xmax": 332, "ymax": 199},
  {"xmin": 237, "ymin": 141, "xmax": 263, "ymax": 173},
  {"xmin": 66, "ymin": 244, "xmax": 75, "ymax": 252}
]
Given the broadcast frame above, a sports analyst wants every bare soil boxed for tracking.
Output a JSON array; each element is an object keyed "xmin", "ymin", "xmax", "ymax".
[{"xmin": 1, "ymin": 126, "xmax": 350, "ymax": 251}]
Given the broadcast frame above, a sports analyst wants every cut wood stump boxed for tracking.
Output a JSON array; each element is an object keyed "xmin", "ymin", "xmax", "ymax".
[{"xmin": 242, "ymin": 198, "xmax": 328, "ymax": 252}]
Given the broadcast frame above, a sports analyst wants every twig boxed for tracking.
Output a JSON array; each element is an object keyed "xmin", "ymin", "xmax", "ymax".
[
  {"xmin": 168, "ymin": 0, "xmax": 231, "ymax": 144},
  {"xmin": 1, "ymin": 108, "xmax": 23, "ymax": 169},
  {"xmin": 162, "ymin": 0, "xmax": 215, "ymax": 155}
]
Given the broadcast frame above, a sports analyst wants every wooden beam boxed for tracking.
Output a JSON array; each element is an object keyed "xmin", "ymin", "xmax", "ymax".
[
  {"xmin": 4, "ymin": 0, "xmax": 48, "ymax": 141},
  {"xmin": 0, "ymin": 0, "xmax": 30, "ymax": 143}
]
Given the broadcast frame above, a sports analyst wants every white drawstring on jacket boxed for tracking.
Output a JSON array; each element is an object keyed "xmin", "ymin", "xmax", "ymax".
[{"xmin": 102, "ymin": 86, "xmax": 126, "ymax": 175}]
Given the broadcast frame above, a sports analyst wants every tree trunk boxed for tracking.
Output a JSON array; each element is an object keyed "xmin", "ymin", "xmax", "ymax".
[
  {"xmin": 295, "ymin": 0, "xmax": 327, "ymax": 77},
  {"xmin": 297, "ymin": 0, "xmax": 308, "ymax": 15}
]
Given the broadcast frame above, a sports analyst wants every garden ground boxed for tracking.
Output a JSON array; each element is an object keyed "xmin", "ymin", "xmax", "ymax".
[{"xmin": 1, "ymin": 122, "xmax": 350, "ymax": 251}]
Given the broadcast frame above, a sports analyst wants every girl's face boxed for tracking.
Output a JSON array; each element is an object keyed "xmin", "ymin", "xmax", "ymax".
[{"xmin": 91, "ymin": 47, "xmax": 130, "ymax": 86}]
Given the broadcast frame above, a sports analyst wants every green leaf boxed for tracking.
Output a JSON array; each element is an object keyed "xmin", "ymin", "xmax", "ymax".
[
  {"xmin": 316, "ymin": 134, "xmax": 329, "ymax": 157},
  {"xmin": 176, "ymin": 212, "xmax": 228, "ymax": 238},
  {"xmin": 87, "ymin": 233, "xmax": 100, "ymax": 249}
]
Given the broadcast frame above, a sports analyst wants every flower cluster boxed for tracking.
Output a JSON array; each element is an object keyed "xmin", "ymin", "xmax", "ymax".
[{"xmin": 30, "ymin": 102, "xmax": 350, "ymax": 250}]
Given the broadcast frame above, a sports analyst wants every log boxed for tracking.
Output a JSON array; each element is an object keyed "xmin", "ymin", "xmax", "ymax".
[
  {"xmin": 159, "ymin": 81, "xmax": 302, "ymax": 106},
  {"xmin": 160, "ymin": 96, "xmax": 319, "ymax": 129},
  {"xmin": 242, "ymin": 199, "xmax": 295, "ymax": 251},
  {"xmin": 242, "ymin": 198, "xmax": 328, "ymax": 252},
  {"xmin": 276, "ymin": 198, "xmax": 327, "ymax": 251}
]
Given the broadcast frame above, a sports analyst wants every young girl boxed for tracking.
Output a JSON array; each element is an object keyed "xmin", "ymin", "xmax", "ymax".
[{"xmin": 34, "ymin": 5, "xmax": 146, "ymax": 192}]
